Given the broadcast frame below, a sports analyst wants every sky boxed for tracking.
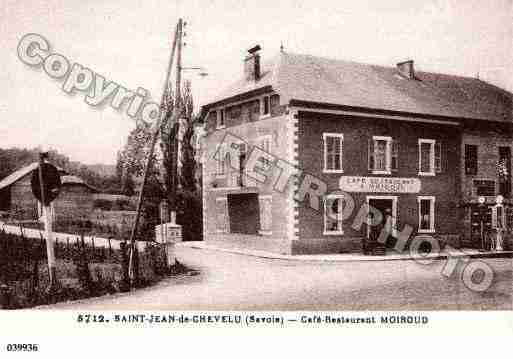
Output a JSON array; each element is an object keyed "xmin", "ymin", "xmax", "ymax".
[{"xmin": 0, "ymin": 0, "xmax": 512, "ymax": 165}]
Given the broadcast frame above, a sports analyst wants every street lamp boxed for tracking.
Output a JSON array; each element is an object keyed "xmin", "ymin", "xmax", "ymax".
[{"xmin": 181, "ymin": 66, "xmax": 208, "ymax": 77}]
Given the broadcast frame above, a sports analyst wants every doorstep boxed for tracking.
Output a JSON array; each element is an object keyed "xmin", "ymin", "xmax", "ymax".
[{"xmin": 177, "ymin": 242, "xmax": 513, "ymax": 263}]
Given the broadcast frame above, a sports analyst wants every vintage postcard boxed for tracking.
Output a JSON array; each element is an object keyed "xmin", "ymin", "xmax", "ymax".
[{"xmin": 0, "ymin": 0, "xmax": 512, "ymax": 356}]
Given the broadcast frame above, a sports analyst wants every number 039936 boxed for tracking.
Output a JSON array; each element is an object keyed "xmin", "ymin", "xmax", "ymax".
[{"xmin": 6, "ymin": 344, "xmax": 39, "ymax": 352}]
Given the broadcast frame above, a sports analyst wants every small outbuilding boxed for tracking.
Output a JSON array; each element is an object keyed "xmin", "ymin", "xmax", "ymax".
[{"xmin": 0, "ymin": 162, "xmax": 99, "ymax": 222}]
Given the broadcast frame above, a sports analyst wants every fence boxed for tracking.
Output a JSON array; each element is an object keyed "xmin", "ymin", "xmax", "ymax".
[{"xmin": 0, "ymin": 228, "xmax": 168, "ymax": 309}]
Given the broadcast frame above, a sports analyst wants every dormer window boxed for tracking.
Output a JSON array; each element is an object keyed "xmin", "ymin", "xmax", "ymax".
[{"xmin": 261, "ymin": 96, "xmax": 270, "ymax": 118}]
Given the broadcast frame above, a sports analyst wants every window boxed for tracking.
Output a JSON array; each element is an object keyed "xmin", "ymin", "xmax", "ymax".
[
  {"xmin": 236, "ymin": 142, "xmax": 247, "ymax": 187},
  {"xmin": 261, "ymin": 96, "xmax": 270, "ymax": 117},
  {"xmin": 369, "ymin": 136, "xmax": 392, "ymax": 174},
  {"xmin": 474, "ymin": 180, "xmax": 495, "ymax": 196},
  {"xmin": 215, "ymin": 144, "xmax": 227, "ymax": 177},
  {"xmin": 323, "ymin": 133, "xmax": 344, "ymax": 173},
  {"xmin": 324, "ymin": 195, "xmax": 344, "ymax": 235},
  {"xmin": 215, "ymin": 197, "xmax": 229, "ymax": 233},
  {"xmin": 418, "ymin": 139, "xmax": 436, "ymax": 176},
  {"xmin": 465, "ymin": 144, "xmax": 478, "ymax": 175},
  {"xmin": 216, "ymin": 109, "xmax": 226, "ymax": 129},
  {"xmin": 498, "ymin": 146, "xmax": 511, "ymax": 197},
  {"xmin": 257, "ymin": 135, "xmax": 272, "ymax": 167},
  {"xmin": 418, "ymin": 196, "xmax": 435, "ymax": 233},
  {"xmin": 259, "ymin": 195, "xmax": 273, "ymax": 235}
]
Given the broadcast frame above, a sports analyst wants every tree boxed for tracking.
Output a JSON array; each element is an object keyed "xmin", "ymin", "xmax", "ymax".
[
  {"xmin": 116, "ymin": 80, "xmax": 203, "ymax": 240},
  {"xmin": 179, "ymin": 81, "xmax": 200, "ymax": 193}
]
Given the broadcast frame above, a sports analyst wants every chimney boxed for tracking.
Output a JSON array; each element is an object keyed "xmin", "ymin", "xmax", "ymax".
[
  {"xmin": 396, "ymin": 60, "xmax": 415, "ymax": 79},
  {"xmin": 244, "ymin": 45, "xmax": 261, "ymax": 81}
]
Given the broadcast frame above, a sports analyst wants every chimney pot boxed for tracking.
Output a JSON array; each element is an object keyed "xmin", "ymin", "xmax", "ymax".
[{"xmin": 396, "ymin": 60, "xmax": 415, "ymax": 79}]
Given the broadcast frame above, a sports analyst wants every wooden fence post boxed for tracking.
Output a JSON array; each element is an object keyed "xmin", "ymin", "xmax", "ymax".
[
  {"xmin": 119, "ymin": 241, "xmax": 130, "ymax": 292},
  {"xmin": 108, "ymin": 237, "xmax": 112, "ymax": 259}
]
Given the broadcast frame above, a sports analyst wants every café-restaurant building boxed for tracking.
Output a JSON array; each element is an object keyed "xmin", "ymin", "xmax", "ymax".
[{"xmin": 200, "ymin": 48, "xmax": 513, "ymax": 254}]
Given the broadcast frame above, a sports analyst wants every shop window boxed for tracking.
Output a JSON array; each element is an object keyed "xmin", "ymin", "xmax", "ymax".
[
  {"xmin": 418, "ymin": 196, "xmax": 435, "ymax": 233},
  {"xmin": 323, "ymin": 133, "xmax": 344, "ymax": 173},
  {"xmin": 465, "ymin": 144, "xmax": 478, "ymax": 175}
]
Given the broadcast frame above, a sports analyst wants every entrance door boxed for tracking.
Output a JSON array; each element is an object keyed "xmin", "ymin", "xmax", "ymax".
[{"xmin": 367, "ymin": 198, "xmax": 395, "ymax": 245}]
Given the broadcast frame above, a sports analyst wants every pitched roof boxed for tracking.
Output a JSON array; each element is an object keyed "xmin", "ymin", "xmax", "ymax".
[
  {"xmin": 0, "ymin": 163, "xmax": 98, "ymax": 193},
  {"xmin": 61, "ymin": 175, "xmax": 99, "ymax": 192},
  {"xmin": 0, "ymin": 163, "xmax": 47, "ymax": 190},
  {"xmin": 202, "ymin": 52, "xmax": 513, "ymax": 123}
]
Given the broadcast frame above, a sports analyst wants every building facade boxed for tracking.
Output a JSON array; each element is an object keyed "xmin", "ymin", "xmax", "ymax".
[{"xmin": 200, "ymin": 48, "xmax": 513, "ymax": 254}]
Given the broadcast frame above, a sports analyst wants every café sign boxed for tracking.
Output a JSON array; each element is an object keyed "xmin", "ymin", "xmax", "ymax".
[{"xmin": 339, "ymin": 176, "xmax": 421, "ymax": 193}]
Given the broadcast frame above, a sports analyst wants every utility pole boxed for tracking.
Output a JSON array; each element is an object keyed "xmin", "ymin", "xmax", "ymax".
[
  {"xmin": 38, "ymin": 153, "xmax": 57, "ymax": 290},
  {"xmin": 128, "ymin": 21, "xmax": 180, "ymax": 284},
  {"xmin": 169, "ymin": 18, "xmax": 183, "ymax": 225}
]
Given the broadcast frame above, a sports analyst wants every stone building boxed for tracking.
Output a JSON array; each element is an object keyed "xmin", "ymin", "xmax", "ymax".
[
  {"xmin": 0, "ymin": 162, "xmax": 98, "ymax": 222},
  {"xmin": 200, "ymin": 47, "xmax": 513, "ymax": 254}
]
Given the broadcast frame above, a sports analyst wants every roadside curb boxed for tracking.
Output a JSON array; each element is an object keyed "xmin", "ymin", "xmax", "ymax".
[{"xmin": 177, "ymin": 242, "xmax": 513, "ymax": 263}]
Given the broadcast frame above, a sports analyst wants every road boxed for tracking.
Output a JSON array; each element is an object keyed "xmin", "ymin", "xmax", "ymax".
[{"xmin": 46, "ymin": 246, "xmax": 512, "ymax": 310}]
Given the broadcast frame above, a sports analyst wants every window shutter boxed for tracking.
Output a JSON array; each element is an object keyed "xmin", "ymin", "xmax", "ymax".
[
  {"xmin": 368, "ymin": 139, "xmax": 374, "ymax": 171},
  {"xmin": 391, "ymin": 140, "xmax": 399, "ymax": 172},
  {"xmin": 435, "ymin": 142, "xmax": 442, "ymax": 173}
]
